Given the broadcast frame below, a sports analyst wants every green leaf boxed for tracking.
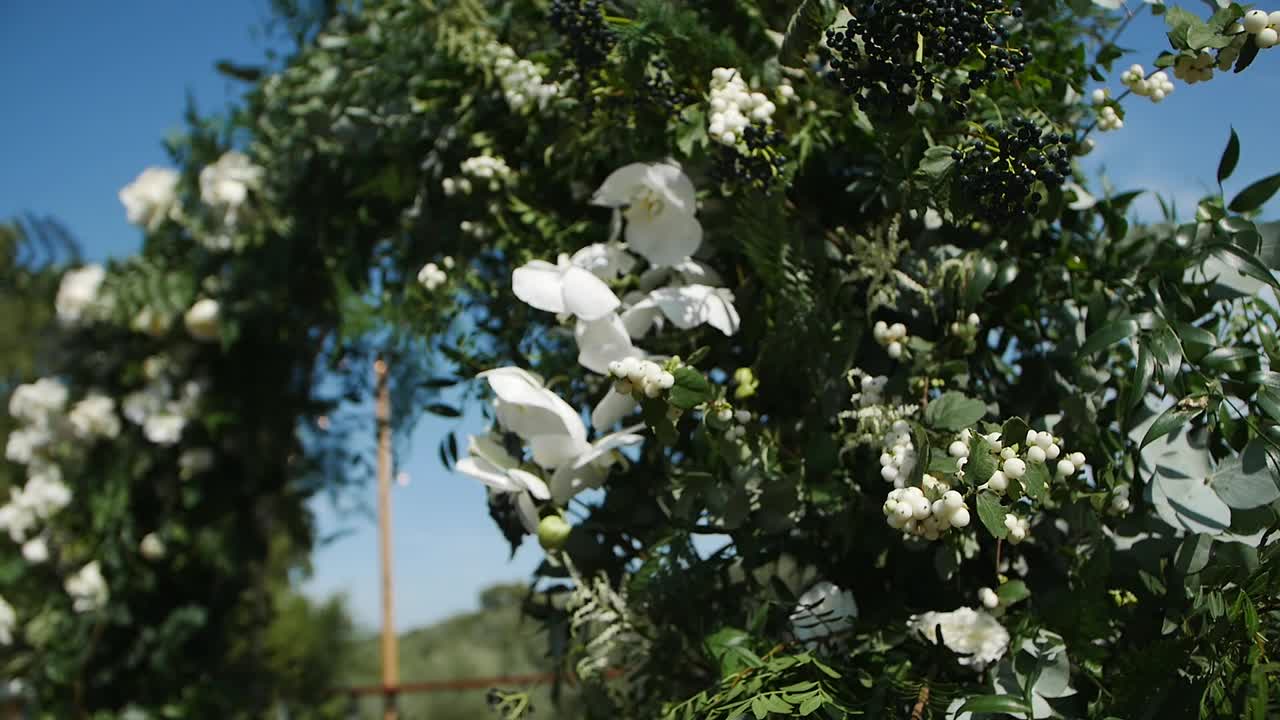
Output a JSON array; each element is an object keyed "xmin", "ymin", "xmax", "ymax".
[
  {"xmin": 957, "ymin": 694, "xmax": 1033, "ymax": 715},
  {"xmin": 1173, "ymin": 533, "xmax": 1214, "ymax": 576},
  {"xmin": 965, "ymin": 435, "xmax": 997, "ymax": 486},
  {"xmin": 1200, "ymin": 346, "xmax": 1257, "ymax": 373},
  {"xmin": 996, "ymin": 580, "xmax": 1031, "ymax": 606},
  {"xmin": 798, "ymin": 695, "xmax": 823, "ymax": 715},
  {"xmin": 1001, "ymin": 417, "xmax": 1032, "ymax": 448},
  {"xmin": 1228, "ymin": 171, "xmax": 1280, "ymax": 213},
  {"xmin": 1258, "ymin": 387, "xmax": 1280, "ymax": 424},
  {"xmin": 425, "ymin": 402, "xmax": 461, "ymax": 417},
  {"xmin": 977, "ymin": 492, "xmax": 1009, "ymax": 539},
  {"xmin": 1080, "ymin": 317, "xmax": 1139, "ymax": 356},
  {"xmin": 1210, "ymin": 440, "xmax": 1280, "ymax": 509},
  {"xmin": 1140, "ymin": 402, "xmax": 1203, "ymax": 449},
  {"xmin": 779, "ymin": 0, "xmax": 839, "ymax": 67},
  {"xmin": 965, "ymin": 255, "xmax": 998, "ymax": 308},
  {"xmin": 669, "ymin": 367, "xmax": 712, "ymax": 409},
  {"xmin": 1211, "ymin": 243, "xmax": 1280, "ymax": 294},
  {"xmin": 1122, "ymin": 343, "xmax": 1157, "ymax": 413},
  {"xmin": 924, "ymin": 392, "xmax": 987, "ymax": 431},
  {"xmin": 1022, "ymin": 460, "xmax": 1050, "ymax": 501},
  {"xmin": 1235, "ymin": 35, "xmax": 1260, "ymax": 73},
  {"xmin": 1218, "ymin": 128, "xmax": 1239, "ymax": 184},
  {"xmin": 916, "ymin": 145, "xmax": 956, "ymax": 183}
]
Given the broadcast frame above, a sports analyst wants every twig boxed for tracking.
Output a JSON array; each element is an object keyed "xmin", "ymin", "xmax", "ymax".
[{"xmin": 911, "ymin": 682, "xmax": 931, "ymax": 720}]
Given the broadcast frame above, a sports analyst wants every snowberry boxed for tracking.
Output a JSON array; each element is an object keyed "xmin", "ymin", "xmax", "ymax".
[
  {"xmin": 887, "ymin": 341, "xmax": 903, "ymax": 359},
  {"xmin": 986, "ymin": 470, "xmax": 1008, "ymax": 493},
  {"xmin": 707, "ymin": 68, "xmax": 776, "ymax": 146},
  {"xmin": 1002, "ymin": 457, "xmax": 1026, "ymax": 479},
  {"xmin": 716, "ymin": 408, "xmax": 734, "ymax": 423},
  {"xmin": 999, "ymin": 446, "xmax": 1016, "ymax": 460},
  {"xmin": 1026, "ymin": 445, "xmax": 1046, "ymax": 463},
  {"xmin": 978, "ymin": 587, "xmax": 999, "ymax": 609},
  {"xmin": 943, "ymin": 490, "xmax": 964, "ymax": 509},
  {"xmin": 1258, "ymin": 27, "xmax": 1278, "ymax": 48},
  {"xmin": 1004, "ymin": 513, "xmax": 1030, "ymax": 543},
  {"xmin": 734, "ymin": 409, "xmax": 752, "ymax": 424},
  {"xmin": 951, "ymin": 507, "xmax": 971, "ymax": 528},
  {"xmin": 1068, "ymin": 451, "xmax": 1085, "ymax": 467},
  {"xmin": 1090, "ymin": 88, "xmax": 1109, "ymax": 104},
  {"xmin": 1055, "ymin": 459, "xmax": 1076, "ymax": 477},
  {"xmin": 948, "ymin": 440, "xmax": 969, "ymax": 458},
  {"xmin": 1244, "ymin": 9, "xmax": 1269, "ymax": 34},
  {"xmin": 657, "ymin": 372, "xmax": 676, "ymax": 390},
  {"xmin": 1045, "ymin": 443, "xmax": 1061, "ymax": 460},
  {"xmin": 1096, "ymin": 105, "xmax": 1123, "ymax": 132}
]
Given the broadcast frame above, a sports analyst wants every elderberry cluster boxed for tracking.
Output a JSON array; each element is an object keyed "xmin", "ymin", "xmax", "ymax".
[
  {"xmin": 824, "ymin": 0, "xmax": 1029, "ymax": 115},
  {"xmin": 710, "ymin": 125, "xmax": 787, "ymax": 192},
  {"xmin": 549, "ymin": 0, "xmax": 615, "ymax": 77},
  {"xmin": 637, "ymin": 60, "xmax": 692, "ymax": 113},
  {"xmin": 952, "ymin": 117, "xmax": 1072, "ymax": 223}
]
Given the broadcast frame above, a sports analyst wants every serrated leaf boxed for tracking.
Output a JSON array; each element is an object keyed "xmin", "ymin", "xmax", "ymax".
[
  {"xmin": 977, "ymin": 492, "xmax": 1009, "ymax": 539},
  {"xmin": 925, "ymin": 392, "xmax": 987, "ymax": 431},
  {"xmin": 779, "ymin": 0, "xmax": 839, "ymax": 67},
  {"xmin": 1218, "ymin": 128, "xmax": 1240, "ymax": 185},
  {"xmin": 1228, "ymin": 171, "xmax": 1280, "ymax": 213},
  {"xmin": 1080, "ymin": 317, "xmax": 1139, "ymax": 356}
]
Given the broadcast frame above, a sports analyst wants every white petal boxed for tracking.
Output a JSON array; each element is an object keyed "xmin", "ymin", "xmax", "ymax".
[
  {"xmin": 512, "ymin": 260, "xmax": 566, "ymax": 314},
  {"xmin": 560, "ymin": 266, "xmax": 621, "ymax": 321},
  {"xmin": 528, "ymin": 433, "xmax": 591, "ymax": 470},
  {"xmin": 620, "ymin": 297, "xmax": 663, "ymax": 339},
  {"xmin": 550, "ymin": 463, "xmax": 609, "ymax": 504},
  {"xmin": 1063, "ymin": 182, "xmax": 1097, "ymax": 211},
  {"xmin": 456, "ymin": 456, "xmax": 520, "ymax": 493},
  {"xmin": 650, "ymin": 285, "xmax": 712, "ymax": 329},
  {"xmin": 574, "ymin": 430, "xmax": 645, "ymax": 470},
  {"xmin": 671, "ymin": 258, "xmax": 723, "ymax": 286},
  {"xmin": 645, "ymin": 162, "xmax": 697, "ymax": 215},
  {"xmin": 591, "ymin": 163, "xmax": 651, "ymax": 207},
  {"xmin": 571, "ymin": 242, "xmax": 638, "ymax": 280},
  {"xmin": 509, "ymin": 468, "xmax": 551, "ymax": 501},
  {"xmin": 702, "ymin": 288, "xmax": 741, "ymax": 336},
  {"xmin": 515, "ymin": 492, "xmax": 541, "ymax": 533},
  {"xmin": 575, "ymin": 315, "xmax": 640, "ymax": 374},
  {"xmin": 626, "ymin": 211, "xmax": 703, "ymax": 268},
  {"xmin": 468, "ymin": 434, "xmax": 519, "ymax": 471},
  {"xmin": 591, "ymin": 390, "xmax": 640, "ymax": 432}
]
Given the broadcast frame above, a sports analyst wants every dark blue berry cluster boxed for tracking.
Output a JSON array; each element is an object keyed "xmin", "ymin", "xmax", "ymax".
[{"xmin": 952, "ymin": 117, "xmax": 1072, "ymax": 223}]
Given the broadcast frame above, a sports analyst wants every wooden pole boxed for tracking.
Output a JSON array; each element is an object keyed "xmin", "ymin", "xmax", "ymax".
[{"xmin": 374, "ymin": 355, "xmax": 399, "ymax": 720}]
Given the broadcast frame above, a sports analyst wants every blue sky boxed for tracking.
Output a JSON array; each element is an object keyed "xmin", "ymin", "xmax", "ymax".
[{"xmin": 0, "ymin": 2, "xmax": 1275, "ymax": 631}]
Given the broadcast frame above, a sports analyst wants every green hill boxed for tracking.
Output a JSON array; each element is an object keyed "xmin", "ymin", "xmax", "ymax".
[{"xmin": 340, "ymin": 584, "xmax": 583, "ymax": 720}]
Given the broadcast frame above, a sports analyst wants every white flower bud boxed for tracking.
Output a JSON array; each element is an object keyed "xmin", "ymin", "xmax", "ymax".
[{"xmin": 1003, "ymin": 457, "xmax": 1026, "ymax": 479}]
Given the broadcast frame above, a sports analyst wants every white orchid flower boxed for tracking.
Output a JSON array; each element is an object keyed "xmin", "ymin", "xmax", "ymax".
[
  {"xmin": 549, "ymin": 425, "xmax": 645, "ymax": 503},
  {"xmin": 575, "ymin": 314, "xmax": 644, "ymax": 375},
  {"xmin": 591, "ymin": 162, "xmax": 703, "ymax": 267},
  {"xmin": 478, "ymin": 367, "xmax": 587, "ymax": 446},
  {"xmin": 512, "ymin": 254, "xmax": 621, "ymax": 321},
  {"xmin": 637, "ymin": 257, "xmax": 724, "ymax": 292},
  {"xmin": 622, "ymin": 284, "xmax": 741, "ymax": 338},
  {"xmin": 456, "ymin": 433, "xmax": 551, "ymax": 533}
]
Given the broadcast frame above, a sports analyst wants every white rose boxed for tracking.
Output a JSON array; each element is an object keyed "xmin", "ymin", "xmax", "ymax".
[
  {"xmin": 184, "ymin": 298, "xmax": 221, "ymax": 342},
  {"xmin": 119, "ymin": 167, "xmax": 179, "ymax": 228},
  {"xmin": 55, "ymin": 265, "xmax": 107, "ymax": 326}
]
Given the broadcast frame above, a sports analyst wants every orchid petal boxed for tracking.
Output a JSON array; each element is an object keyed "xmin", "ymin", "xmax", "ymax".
[
  {"xmin": 644, "ymin": 161, "xmax": 697, "ymax": 215},
  {"xmin": 575, "ymin": 315, "xmax": 640, "ymax": 374},
  {"xmin": 560, "ymin": 266, "xmax": 621, "ymax": 321},
  {"xmin": 528, "ymin": 433, "xmax": 591, "ymax": 470},
  {"xmin": 512, "ymin": 260, "xmax": 566, "ymax": 314},
  {"xmin": 509, "ymin": 468, "xmax": 551, "ymax": 501},
  {"xmin": 626, "ymin": 210, "xmax": 703, "ymax": 268},
  {"xmin": 457, "ymin": 456, "xmax": 520, "ymax": 493},
  {"xmin": 591, "ymin": 162, "xmax": 651, "ymax": 207},
  {"xmin": 515, "ymin": 491, "xmax": 541, "ymax": 533},
  {"xmin": 591, "ymin": 389, "xmax": 640, "ymax": 432}
]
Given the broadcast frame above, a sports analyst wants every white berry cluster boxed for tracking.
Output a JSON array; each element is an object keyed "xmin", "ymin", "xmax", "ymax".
[
  {"xmin": 715, "ymin": 406, "xmax": 753, "ymax": 440},
  {"xmin": 1120, "ymin": 65, "xmax": 1174, "ymax": 103},
  {"xmin": 1243, "ymin": 10, "xmax": 1280, "ymax": 49},
  {"xmin": 872, "ymin": 320, "xmax": 909, "ymax": 359},
  {"xmin": 461, "ymin": 154, "xmax": 513, "ymax": 187},
  {"xmin": 1095, "ymin": 105, "xmax": 1123, "ymax": 132},
  {"xmin": 981, "ymin": 429, "xmax": 1086, "ymax": 494},
  {"xmin": 878, "ymin": 419, "xmax": 917, "ymax": 487},
  {"xmin": 707, "ymin": 67, "xmax": 777, "ymax": 146},
  {"xmin": 1003, "ymin": 513, "xmax": 1031, "ymax": 544},
  {"xmin": 883, "ymin": 475, "xmax": 972, "ymax": 541},
  {"xmin": 607, "ymin": 357, "xmax": 675, "ymax": 399},
  {"xmin": 482, "ymin": 41, "xmax": 560, "ymax": 112},
  {"xmin": 460, "ymin": 219, "xmax": 492, "ymax": 239}
]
